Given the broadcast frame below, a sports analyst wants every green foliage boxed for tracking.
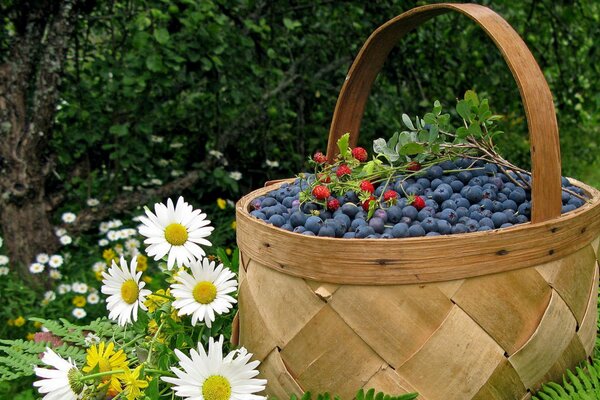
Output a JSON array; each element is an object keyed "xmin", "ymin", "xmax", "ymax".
[
  {"xmin": 286, "ymin": 388, "xmax": 419, "ymax": 400},
  {"xmin": 533, "ymin": 359, "xmax": 600, "ymax": 399}
]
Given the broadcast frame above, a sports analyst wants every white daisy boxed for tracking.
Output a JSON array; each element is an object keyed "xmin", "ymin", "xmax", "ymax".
[
  {"xmin": 87, "ymin": 293, "xmax": 99, "ymax": 304},
  {"xmin": 55, "ymin": 228, "xmax": 67, "ymax": 237},
  {"xmin": 0, "ymin": 266, "xmax": 8, "ymax": 276},
  {"xmin": 86, "ymin": 198, "xmax": 100, "ymax": 207},
  {"xmin": 101, "ymin": 256, "xmax": 151, "ymax": 326},
  {"xmin": 229, "ymin": 171, "xmax": 242, "ymax": 181},
  {"xmin": 162, "ymin": 335, "xmax": 267, "ymax": 400},
  {"xmin": 0, "ymin": 236, "xmax": 2, "ymax": 247},
  {"xmin": 150, "ymin": 178, "xmax": 163, "ymax": 186},
  {"xmin": 60, "ymin": 235, "xmax": 72, "ymax": 245},
  {"xmin": 92, "ymin": 261, "xmax": 106, "ymax": 272},
  {"xmin": 209, "ymin": 149, "xmax": 224, "ymax": 159},
  {"xmin": 61, "ymin": 212, "xmax": 77, "ymax": 224},
  {"xmin": 72, "ymin": 282, "xmax": 88, "ymax": 294},
  {"xmin": 99, "ymin": 222, "xmax": 110, "ymax": 233},
  {"xmin": 57, "ymin": 284, "xmax": 71, "ymax": 294},
  {"xmin": 107, "ymin": 231, "xmax": 119, "ymax": 241},
  {"xmin": 44, "ymin": 291, "xmax": 57, "ymax": 302},
  {"xmin": 49, "ymin": 269, "xmax": 62, "ymax": 279},
  {"xmin": 98, "ymin": 239, "xmax": 109, "ymax": 247},
  {"xmin": 33, "ymin": 348, "xmax": 84, "ymax": 400},
  {"xmin": 170, "ymin": 258, "xmax": 237, "ymax": 328},
  {"xmin": 30, "ymin": 262, "xmax": 45, "ymax": 274},
  {"xmin": 125, "ymin": 238, "xmax": 140, "ymax": 252},
  {"xmin": 265, "ymin": 159, "xmax": 279, "ymax": 168},
  {"xmin": 36, "ymin": 253, "xmax": 50, "ymax": 264},
  {"xmin": 84, "ymin": 333, "xmax": 101, "ymax": 346},
  {"xmin": 72, "ymin": 308, "xmax": 86, "ymax": 319},
  {"xmin": 0, "ymin": 255, "xmax": 9, "ymax": 265},
  {"xmin": 49, "ymin": 255, "xmax": 64, "ymax": 268},
  {"xmin": 138, "ymin": 197, "xmax": 214, "ymax": 270}
]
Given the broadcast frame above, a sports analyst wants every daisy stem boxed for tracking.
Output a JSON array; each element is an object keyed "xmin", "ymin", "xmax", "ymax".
[
  {"xmin": 122, "ymin": 334, "xmax": 146, "ymax": 348},
  {"xmin": 82, "ymin": 369, "xmax": 125, "ymax": 381},
  {"xmin": 146, "ymin": 320, "xmax": 165, "ymax": 366},
  {"xmin": 151, "ymin": 292, "xmax": 175, "ymax": 301},
  {"xmin": 145, "ymin": 368, "xmax": 175, "ymax": 376}
]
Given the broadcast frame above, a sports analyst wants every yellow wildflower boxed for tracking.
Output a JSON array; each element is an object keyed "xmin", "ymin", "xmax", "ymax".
[
  {"xmin": 83, "ymin": 342, "xmax": 129, "ymax": 393},
  {"xmin": 144, "ymin": 289, "xmax": 170, "ymax": 313},
  {"xmin": 216, "ymin": 198, "xmax": 227, "ymax": 210},
  {"xmin": 103, "ymin": 249, "xmax": 117, "ymax": 264},
  {"xmin": 13, "ymin": 316, "xmax": 26, "ymax": 327},
  {"xmin": 225, "ymin": 248, "xmax": 232, "ymax": 256},
  {"xmin": 95, "ymin": 271, "xmax": 104, "ymax": 281},
  {"xmin": 26, "ymin": 332, "xmax": 35, "ymax": 341},
  {"xmin": 7, "ymin": 319, "xmax": 14, "ymax": 326},
  {"xmin": 115, "ymin": 244, "xmax": 124, "ymax": 255},
  {"xmin": 33, "ymin": 321, "xmax": 43, "ymax": 329},
  {"xmin": 72, "ymin": 295, "xmax": 86, "ymax": 307},
  {"xmin": 142, "ymin": 276, "xmax": 153, "ymax": 284},
  {"xmin": 136, "ymin": 254, "xmax": 147, "ymax": 272},
  {"xmin": 231, "ymin": 220, "xmax": 237, "ymax": 230},
  {"xmin": 120, "ymin": 366, "xmax": 149, "ymax": 400}
]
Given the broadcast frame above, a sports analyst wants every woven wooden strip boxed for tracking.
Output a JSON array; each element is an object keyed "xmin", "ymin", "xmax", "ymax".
[
  {"xmin": 472, "ymin": 359, "xmax": 526, "ymax": 400},
  {"xmin": 305, "ymin": 280, "xmax": 340, "ymax": 301},
  {"xmin": 259, "ymin": 348, "xmax": 304, "ymax": 399},
  {"xmin": 508, "ymin": 292, "xmax": 577, "ymax": 389},
  {"xmin": 535, "ymin": 244, "xmax": 597, "ymax": 324},
  {"xmin": 435, "ymin": 279, "xmax": 464, "ymax": 298},
  {"xmin": 236, "ymin": 179, "xmax": 600, "ymax": 285},
  {"xmin": 244, "ymin": 259, "xmax": 324, "ymax": 348},
  {"xmin": 591, "ymin": 236, "xmax": 599, "ymax": 258},
  {"xmin": 238, "ymin": 278, "xmax": 278, "ymax": 361},
  {"xmin": 364, "ymin": 367, "xmax": 426, "ymax": 399},
  {"xmin": 538, "ymin": 335, "xmax": 588, "ymax": 391},
  {"xmin": 329, "ymin": 284, "xmax": 453, "ymax": 368},
  {"xmin": 396, "ymin": 306, "xmax": 505, "ymax": 400},
  {"xmin": 577, "ymin": 262, "xmax": 599, "ymax": 356},
  {"xmin": 452, "ymin": 267, "xmax": 551, "ymax": 355},
  {"xmin": 280, "ymin": 305, "xmax": 386, "ymax": 400}
]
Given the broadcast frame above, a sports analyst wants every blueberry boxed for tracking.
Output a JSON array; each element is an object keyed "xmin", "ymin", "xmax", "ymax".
[
  {"xmin": 350, "ymin": 218, "xmax": 368, "ymax": 232},
  {"xmin": 417, "ymin": 178, "xmax": 431, "ymax": 189},
  {"xmin": 482, "ymin": 188, "xmax": 496, "ymax": 200},
  {"xmin": 369, "ymin": 217, "xmax": 385, "ymax": 234},
  {"xmin": 465, "ymin": 219, "xmax": 479, "ymax": 232},
  {"xmin": 343, "ymin": 232, "xmax": 356, "ymax": 239},
  {"xmin": 417, "ymin": 208, "xmax": 435, "ymax": 222},
  {"xmin": 478, "ymin": 226, "xmax": 492, "ymax": 231},
  {"xmin": 500, "ymin": 223, "xmax": 513, "ymax": 228},
  {"xmin": 392, "ymin": 223, "xmax": 409, "ymax": 238},
  {"xmin": 263, "ymin": 206, "xmax": 278, "ymax": 219},
  {"xmin": 250, "ymin": 210, "xmax": 266, "ymax": 220},
  {"xmin": 334, "ymin": 213, "xmax": 351, "ymax": 228},
  {"xmin": 427, "ymin": 165, "xmax": 444, "ymax": 180},
  {"xmin": 517, "ymin": 202, "xmax": 531, "ymax": 217},
  {"xmin": 426, "ymin": 231, "xmax": 441, "ymax": 236},
  {"xmin": 450, "ymin": 180, "xmax": 464, "ymax": 193},
  {"xmin": 479, "ymin": 199, "xmax": 494, "ymax": 212},
  {"xmin": 469, "ymin": 176, "xmax": 488, "ymax": 186},
  {"xmin": 516, "ymin": 214, "xmax": 529, "ymax": 224},
  {"xmin": 561, "ymin": 204, "xmax": 576, "ymax": 213},
  {"xmin": 479, "ymin": 217, "xmax": 494, "ymax": 229},
  {"xmin": 373, "ymin": 209, "xmax": 388, "ymax": 223},
  {"xmin": 261, "ymin": 197, "xmax": 277, "ymax": 207},
  {"xmin": 464, "ymin": 185, "xmax": 483, "ymax": 203},
  {"xmin": 567, "ymin": 197, "xmax": 584, "ymax": 208},
  {"xmin": 355, "ymin": 225, "xmax": 376, "ymax": 238},
  {"xmin": 491, "ymin": 212, "xmax": 508, "ymax": 228},
  {"xmin": 440, "ymin": 208, "xmax": 458, "ymax": 224},
  {"xmin": 250, "ymin": 199, "xmax": 262, "ymax": 210},
  {"xmin": 293, "ymin": 225, "xmax": 306, "ymax": 233},
  {"xmin": 455, "ymin": 197, "xmax": 470, "ymax": 209},
  {"xmin": 282, "ymin": 196, "xmax": 295, "ymax": 208},
  {"xmin": 457, "ymin": 158, "xmax": 473, "ymax": 169},
  {"xmin": 343, "ymin": 190, "xmax": 360, "ymax": 204},
  {"xmin": 301, "ymin": 202, "xmax": 319, "ymax": 213},
  {"xmin": 503, "ymin": 209, "xmax": 517, "ymax": 223},
  {"xmin": 456, "ymin": 207, "xmax": 469, "ymax": 218},
  {"xmin": 304, "ymin": 216, "xmax": 323, "ymax": 234},
  {"xmin": 400, "ymin": 216, "xmax": 412, "ymax": 225},
  {"xmin": 441, "ymin": 199, "xmax": 457, "ymax": 210},
  {"xmin": 381, "ymin": 233, "xmax": 393, "ymax": 239},
  {"xmin": 430, "ymin": 178, "xmax": 443, "ymax": 190},
  {"xmin": 280, "ymin": 223, "xmax": 293, "ymax": 231},
  {"xmin": 489, "ymin": 177, "xmax": 504, "ymax": 190},
  {"xmin": 509, "ymin": 187, "xmax": 527, "ymax": 203},
  {"xmin": 421, "ymin": 217, "xmax": 438, "ymax": 233},
  {"xmin": 441, "ymin": 175, "xmax": 457, "ymax": 184},
  {"xmin": 492, "ymin": 201, "xmax": 504, "ymax": 212},
  {"xmin": 451, "ymin": 223, "xmax": 468, "ymax": 234},
  {"xmin": 437, "ymin": 219, "xmax": 452, "ymax": 234},
  {"xmin": 561, "ymin": 176, "xmax": 570, "ymax": 186},
  {"xmin": 432, "ymin": 187, "xmax": 452, "ymax": 203},
  {"xmin": 402, "ymin": 206, "xmax": 418, "ymax": 220},
  {"xmin": 341, "ymin": 203, "xmax": 360, "ymax": 218},
  {"xmin": 318, "ymin": 226, "xmax": 336, "ymax": 237},
  {"xmin": 496, "ymin": 193, "xmax": 508, "ymax": 202},
  {"xmin": 290, "ymin": 211, "xmax": 308, "ymax": 228},
  {"xmin": 302, "ymin": 231, "xmax": 316, "ymax": 236},
  {"xmin": 457, "ymin": 171, "xmax": 473, "ymax": 184},
  {"xmin": 561, "ymin": 191, "xmax": 570, "ymax": 204},
  {"xmin": 405, "ymin": 184, "xmax": 423, "ymax": 196},
  {"xmin": 439, "ymin": 160, "xmax": 457, "ymax": 170},
  {"xmin": 484, "ymin": 163, "xmax": 498, "ymax": 175},
  {"xmin": 387, "ymin": 206, "xmax": 403, "ymax": 224},
  {"xmin": 366, "ymin": 234, "xmax": 380, "ymax": 239},
  {"xmin": 470, "ymin": 211, "xmax": 483, "ymax": 221},
  {"xmin": 408, "ymin": 224, "xmax": 426, "ymax": 237},
  {"xmin": 268, "ymin": 214, "xmax": 286, "ymax": 227},
  {"xmin": 502, "ymin": 199, "xmax": 517, "ymax": 211}
]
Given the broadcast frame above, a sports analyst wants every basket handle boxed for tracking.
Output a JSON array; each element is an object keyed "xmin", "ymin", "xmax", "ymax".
[{"xmin": 325, "ymin": 3, "xmax": 561, "ymax": 223}]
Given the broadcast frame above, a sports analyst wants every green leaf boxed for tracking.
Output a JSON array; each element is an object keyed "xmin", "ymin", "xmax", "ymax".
[
  {"xmin": 153, "ymin": 28, "xmax": 170, "ymax": 44},
  {"xmin": 401, "ymin": 114, "xmax": 415, "ymax": 130},
  {"xmin": 337, "ymin": 133, "xmax": 350, "ymax": 158},
  {"xmin": 456, "ymin": 100, "xmax": 472, "ymax": 121},
  {"xmin": 145, "ymin": 374, "xmax": 159, "ymax": 398},
  {"xmin": 428, "ymin": 124, "xmax": 439, "ymax": 142},
  {"xmin": 464, "ymin": 89, "xmax": 479, "ymax": 106},
  {"xmin": 373, "ymin": 138, "xmax": 399, "ymax": 162},
  {"xmin": 433, "ymin": 100, "xmax": 442, "ymax": 115},
  {"xmin": 387, "ymin": 132, "xmax": 400, "ymax": 152},
  {"xmin": 467, "ymin": 122, "xmax": 483, "ymax": 138},
  {"xmin": 398, "ymin": 142, "xmax": 425, "ymax": 156},
  {"xmin": 456, "ymin": 126, "xmax": 469, "ymax": 139},
  {"xmin": 109, "ymin": 124, "xmax": 129, "ymax": 137},
  {"xmin": 146, "ymin": 53, "xmax": 164, "ymax": 72}
]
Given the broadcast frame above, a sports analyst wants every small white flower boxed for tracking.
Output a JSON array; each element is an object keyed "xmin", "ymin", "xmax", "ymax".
[
  {"xmin": 150, "ymin": 178, "xmax": 163, "ymax": 186},
  {"xmin": 229, "ymin": 171, "xmax": 242, "ymax": 181},
  {"xmin": 99, "ymin": 222, "xmax": 110, "ymax": 233},
  {"xmin": 125, "ymin": 238, "xmax": 140, "ymax": 252},
  {"xmin": 265, "ymin": 159, "xmax": 279, "ymax": 168},
  {"xmin": 34, "ymin": 348, "xmax": 83, "ymax": 400},
  {"xmin": 72, "ymin": 308, "xmax": 86, "ymax": 319},
  {"xmin": 170, "ymin": 142, "xmax": 183, "ymax": 149},
  {"xmin": 151, "ymin": 135, "xmax": 164, "ymax": 143},
  {"xmin": 84, "ymin": 333, "xmax": 101, "ymax": 346},
  {"xmin": 36, "ymin": 253, "xmax": 50, "ymax": 264},
  {"xmin": 0, "ymin": 255, "xmax": 9, "ymax": 265},
  {"xmin": 122, "ymin": 186, "xmax": 133, "ymax": 191},
  {"xmin": 49, "ymin": 269, "xmax": 62, "ymax": 279},
  {"xmin": 55, "ymin": 228, "xmax": 67, "ymax": 237},
  {"xmin": 86, "ymin": 198, "xmax": 100, "ymax": 207},
  {"xmin": 157, "ymin": 159, "xmax": 169, "ymax": 167},
  {"xmin": 138, "ymin": 197, "xmax": 214, "ymax": 270},
  {"xmin": 162, "ymin": 335, "xmax": 267, "ymax": 400},
  {"xmin": 0, "ymin": 236, "xmax": 2, "ymax": 248},
  {"xmin": 98, "ymin": 239, "xmax": 109, "ymax": 247},
  {"xmin": 60, "ymin": 235, "xmax": 72, "ymax": 245},
  {"xmin": 72, "ymin": 282, "xmax": 88, "ymax": 294},
  {"xmin": 61, "ymin": 212, "xmax": 77, "ymax": 224},
  {"xmin": 170, "ymin": 258, "xmax": 237, "ymax": 328},
  {"xmin": 107, "ymin": 231, "xmax": 119, "ymax": 241},
  {"xmin": 44, "ymin": 291, "xmax": 56, "ymax": 302},
  {"xmin": 101, "ymin": 256, "xmax": 151, "ymax": 326},
  {"xmin": 0, "ymin": 266, "xmax": 9, "ymax": 276},
  {"xmin": 57, "ymin": 284, "xmax": 71, "ymax": 294},
  {"xmin": 87, "ymin": 293, "xmax": 100, "ymax": 305},
  {"xmin": 92, "ymin": 261, "xmax": 106, "ymax": 272},
  {"xmin": 208, "ymin": 149, "xmax": 224, "ymax": 159},
  {"xmin": 49, "ymin": 255, "xmax": 64, "ymax": 268},
  {"xmin": 109, "ymin": 219, "xmax": 123, "ymax": 229},
  {"xmin": 226, "ymin": 199, "xmax": 235, "ymax": 208},
  {"xmin": 171, "ymin": 170, "xmax": 183, "ymax": 177},
  {"xmin": 29, "ymin": 262, "xmax": 45, "ymax": 274}
]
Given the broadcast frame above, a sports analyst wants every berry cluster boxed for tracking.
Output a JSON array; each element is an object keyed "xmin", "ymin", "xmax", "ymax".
[{"xmin": 249, "ymin": 157, "xmax": 587, "ymax": 239}]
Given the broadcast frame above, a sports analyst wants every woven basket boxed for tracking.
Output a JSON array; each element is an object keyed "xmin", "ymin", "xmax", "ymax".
[{"xmin": 233, "ymin": 4, "xmax": 600, "ymax": 400}]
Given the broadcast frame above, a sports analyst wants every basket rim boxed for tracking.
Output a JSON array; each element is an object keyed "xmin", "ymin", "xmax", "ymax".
[{"xmin": 235, "ymin": 178, "xmax": 600, "ymax": 285}]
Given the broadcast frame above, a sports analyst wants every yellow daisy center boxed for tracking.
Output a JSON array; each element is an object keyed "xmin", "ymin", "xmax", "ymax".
[
  {"xmin": 121, "ymin": 279, "xmax": 139, "ymax": 304},
  {"xmin": 193, "ymin": 281, "xmax": 217, "ymax": 304},
  {"xmin": 202, "ymin": 375, "xmax": 231, "ymax": 400},
  {"xmin": 164, "ymin": 223, "xmax": 188, "ymax": 246},
  {"xmin": 98, "ymin": 357, "xmax": 112, "ymax": 373}
]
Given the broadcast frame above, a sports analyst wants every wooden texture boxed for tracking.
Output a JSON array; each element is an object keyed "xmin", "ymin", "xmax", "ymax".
[
  {"xmin": 325, "ymin": 3, "xmax": 561, "ymax": 223},
  {"xmin": 237, "ymin": 178, "xmax": 600, "ymax": 285}
]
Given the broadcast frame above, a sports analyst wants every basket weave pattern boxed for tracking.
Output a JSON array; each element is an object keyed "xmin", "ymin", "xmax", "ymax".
[{"xmin": 238, "ymin": 235, "xmax": 599, "ymax": 400}]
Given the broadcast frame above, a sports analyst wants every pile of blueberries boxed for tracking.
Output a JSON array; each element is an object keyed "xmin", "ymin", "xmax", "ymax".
[{"xmin": 249, "ymin": 159, "xmax": 587, "ymax": 238}]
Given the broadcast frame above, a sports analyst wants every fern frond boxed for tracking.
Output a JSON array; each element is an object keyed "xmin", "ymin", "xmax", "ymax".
[
  {"xmin": 533, "ymin": 358, "xmax": 600, "ymax": 399},
  {"xmin": 287, "ymin": 388, "xmax": 418, "ymax": 400}
]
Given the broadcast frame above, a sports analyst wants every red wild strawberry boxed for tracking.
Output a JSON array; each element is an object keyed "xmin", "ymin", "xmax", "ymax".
[
  {"xmin": 327, "ymin": 198, "xmax": 340, "ymax": 211},
  {"xmin": 359, "ymin": 180, "xmax": 375, "ymax": 193},
  {"xmin": 312, "ymin": 185, "xmax": 330, "ymax": 200},
  {"xmin": 317, "ymin": 173, "xmax": 331, "ymax": 183},
  {"xmin": 336, "ymin": 164, "xmax": 352, "ymax": 178},
  {"xmin": 383, "ymin": 190, "xmax": 398, "ymax": 204},
  {"xmin": 407, "ymin": 161, "xmax": 421, "ymax": 171},
  {"xmin": 412, "ymin": 196, "xmax": 426, "ymax": 210},
  {"xmin": 313, "ymin": 151, "xmax": 327, "ymax": 164},
  {"xmin": 351, "ymin": 147, "xmax": 368, "ymax": 162},
  {"xmin": 362, "ymin": 195, "xmax": 376, "ymax": 211}
]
